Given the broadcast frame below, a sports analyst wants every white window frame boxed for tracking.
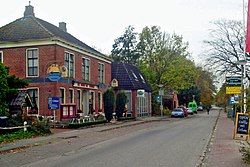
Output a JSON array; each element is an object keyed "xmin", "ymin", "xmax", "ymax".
[
  {"xmin": 26, "ymin": 48, "xmax": 39, "ymax": 77},
  {"xmin": 98, "ymin": 63, "xmax": 105, "ymax": 83},
  {"xmin": 60, "ymin": 87, "xmax": 66, "ymax": 104},
  {"xmin": 64, "ymin": 51, "xmax": 75, "ymax": 78},
  {"xmin": 0, "ymin": 51, "xmax": 3, "ymax": 63},
  {"xmin": 27, "ymin": 87, "xmax": 39, "ymax": 116},
  {"xmin": 82, "ymin": 57, "xmax": 90, "ymax": 81}
]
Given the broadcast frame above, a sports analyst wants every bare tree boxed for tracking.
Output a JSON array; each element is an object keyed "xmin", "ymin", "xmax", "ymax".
[{"xmin": 203, "ymin": 19, "xmax": 249, "ymax": 80}]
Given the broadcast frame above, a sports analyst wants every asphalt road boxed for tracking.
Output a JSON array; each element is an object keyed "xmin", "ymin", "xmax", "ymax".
[{"xmin": 16, "ymin": 110, "xmax": 219, "ymax": 167}]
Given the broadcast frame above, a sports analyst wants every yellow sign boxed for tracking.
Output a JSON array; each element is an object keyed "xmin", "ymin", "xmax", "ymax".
[{"xmin": 226, "ymin": 86, "xmax": 241, "ymax": 94}]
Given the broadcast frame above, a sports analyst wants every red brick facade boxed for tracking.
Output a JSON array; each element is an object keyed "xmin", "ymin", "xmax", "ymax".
[{"xmin": 1, "ymin": 44, "xmax": 111, "ymax": 120}]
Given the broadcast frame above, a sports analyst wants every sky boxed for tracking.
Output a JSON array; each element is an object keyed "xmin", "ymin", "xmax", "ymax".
[{"xmin": 0, "ymin": 0, "xmax": 245, "ymax": 64}]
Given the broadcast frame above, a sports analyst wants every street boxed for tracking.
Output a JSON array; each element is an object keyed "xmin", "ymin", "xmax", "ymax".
[{"xmin": 1, "ymin": 110, "xmax": 219, "ymax": 167}]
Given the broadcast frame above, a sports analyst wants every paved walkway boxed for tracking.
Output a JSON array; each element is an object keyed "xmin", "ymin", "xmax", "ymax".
[{"xmin": 203, "ymin": 110, "xmax": 249, "ymax": 167}]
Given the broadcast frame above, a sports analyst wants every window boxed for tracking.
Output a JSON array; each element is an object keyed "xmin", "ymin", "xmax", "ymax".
[
  {"xmin": 98, "ymin": 63, "xmax": 105, "ymax": 83},
  {"xmin": 0, "ymin": 51, "xmax": 3, "ymax": 63},
  {"xmin": 60, "ymin": 88, "xmax": 65, "ymax": 104},
  {"xmin": 98, "ymin": 92, "xmax": 102, "ymax": 111},
  {"xmin": 27, "ymin": 49, "xmax": 38, "ymax": 76},
  {"xmin": 77, "ymin": 90, "xmax": 81, "ymax": 110},
  {"xmin": 82, "ymin": 58, "xmax": 90, "ymax": 81},
  {"xmin": 27, "ymin": 88, "xmax": 39, "ymax": 115},
  {"xmin": 64, "ymin": 52, "xmax": 74, "ymax": 78},
  {"xmin": 69, "ymin": 89, "xmax": 74, "ymax": 103}
]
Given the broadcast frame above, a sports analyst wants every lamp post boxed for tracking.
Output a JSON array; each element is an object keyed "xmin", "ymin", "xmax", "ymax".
[
  {"xmin": 238, "ymin": 59, "xmax": 247, "ymax": 113},
  {"xmin": 158, "ymin": 84, "xmax": 164, "ymax": 117}
]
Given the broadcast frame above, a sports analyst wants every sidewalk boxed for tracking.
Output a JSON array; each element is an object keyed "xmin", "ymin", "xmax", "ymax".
[
  {"xmin": 0, "ymin": 116, "xmax": 168, "ymax": 154},
  {"xmin": 203, "ymin": 110, "xmax": 249, "ymax": 167}
]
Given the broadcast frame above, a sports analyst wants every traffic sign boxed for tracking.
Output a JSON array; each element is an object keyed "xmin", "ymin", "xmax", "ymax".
[
  {"xmin": 226, "ymin": 76, "xmax": 241, "ymax": 86},
  {"xmin": 48, "ymin": 97, "xmax": 60, "ymax": 110}
]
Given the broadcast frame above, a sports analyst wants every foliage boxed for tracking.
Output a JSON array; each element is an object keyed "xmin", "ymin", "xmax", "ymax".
[
  {"xmin": 240, "ymin": 142, "xmax": 250, "ymax": 164},
  {"xmin": 203, "ymin": 19, "xmax": 249, "ymax": 80},
  {"xmin": 0, "ymin": 63, "xmax": 28, "ymax": 117},
  {"xmin": 103, "ymin": 88, "xmax": 115, "ymax": 122},
  {"xmin": 178, "ymin": 86, "xmax": 201, "ymax": 106},
  {"xmin": 115, "ymin": 91, "xmax": 127, "ymax": 118},
  {"xmin": 111, "ymin": 25, "xmax": 140, "ymax": 65},
  {"xmin": 0, "ymin": 130, "xmax": 37, "ymax": 143},
  {"xmin": 30, "ymin": 118, "xmax": 51, "ymax": 135},
  {"xmin": 0, "ymin": 63, "xmax": 9, "ymax": 116},
  {"xmin": 68, "ymin": 120, "xmax": 107, "ymax": 129}
]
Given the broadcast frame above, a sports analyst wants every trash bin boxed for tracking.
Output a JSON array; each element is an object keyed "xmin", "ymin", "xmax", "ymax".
[{"xmin": 0, "ymin": 116, "xmax": 8, "ymax": 127}]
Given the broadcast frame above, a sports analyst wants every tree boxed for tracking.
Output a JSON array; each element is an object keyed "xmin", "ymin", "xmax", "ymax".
[
  {"xmin": 103, "ymin": 88, "xmax": 115, "ymax": 122},
  {"xmin": 203, "ymin": 19, "xmax": 249, "ymax": 79},
  {"xmin": 111, "ymin": 25, "xmax": 140, "ymax": 65},
  {"xmin": 0, "ymin": 63, "xmax": 9, "ymax": 116},
  {"xmin": 115, "ymin": 91, "xmax": 127, "ymax": 118},
  {"xmin": 0, "ymin": 64, "xmax": 28, "ymax": 116}
]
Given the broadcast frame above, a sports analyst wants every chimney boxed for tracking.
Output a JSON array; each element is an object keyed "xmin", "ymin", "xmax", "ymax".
[
  {"xmin": 59, "ymin": 22, "xmax": 67, "ymax": 32},
  {"xmin": 24, "ymin": 2, "xmax": 35, "ymax": 17}
]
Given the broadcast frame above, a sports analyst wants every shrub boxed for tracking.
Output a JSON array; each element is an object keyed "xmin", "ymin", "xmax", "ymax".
[
  {"xmin": 103, "ymin": 88, "xmax": 115, "ymax": 122},
  {"xmin": 240, "ymin": 142, "xmax": 250, "ymax": 164},
  {"xmin": 115, "ymin": 91, "xmax": 127, "ymax": 118},
  {"xmin": 30, "ymin": 117, "xmax": 51, "ymax": 135}
]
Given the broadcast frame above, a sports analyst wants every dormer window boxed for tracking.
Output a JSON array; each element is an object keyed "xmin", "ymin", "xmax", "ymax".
[
  {"xmin": 140, "ymin": 74, "xmax": 145, "ymax": 83},
  {"xmin": 131, "ymin": 70, "xmax": 138, "ymax": 81}
]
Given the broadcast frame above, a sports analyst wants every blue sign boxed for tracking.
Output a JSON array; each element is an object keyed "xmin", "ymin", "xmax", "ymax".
[
  {"xmin": 48, "ymin": 97, "xmax": 60, "ymax": 110},
  {"xmin": 48, "ymin": 72, "xmax": 61, "ymax": 82}
]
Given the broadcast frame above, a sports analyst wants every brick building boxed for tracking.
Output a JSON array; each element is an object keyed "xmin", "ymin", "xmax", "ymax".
[
  {"xmin": 0, "ymin": 4, "xmax": 111, "ymax": 120},
  {"xmin": 111, "ymin": 62, "xmax": 152, "ymax": 117}
]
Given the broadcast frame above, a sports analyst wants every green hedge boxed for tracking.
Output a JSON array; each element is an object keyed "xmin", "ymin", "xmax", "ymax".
[
  {"xmin": 117, "ymin": 117, "xmax": 136, "ymax": 121},
  {"xmin": 68, "ymin": 120, "xmax": 107, "ymax": 128}
]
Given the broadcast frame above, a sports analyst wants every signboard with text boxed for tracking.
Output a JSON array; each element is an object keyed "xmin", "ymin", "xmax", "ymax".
[
  {"xmin": 226, "ymin": 76, "xmax": 241, "ymax": 86},
  {"xmin": 226, "ymin": 86, "xmax": 241, "ymax": 94},
  {"xmin": 234, "ymin": 113, "xmax": 249, "ymax": 140},
  {"xmin": 48, "ymin": 97, "xmax": 60, "ymax": 110}
]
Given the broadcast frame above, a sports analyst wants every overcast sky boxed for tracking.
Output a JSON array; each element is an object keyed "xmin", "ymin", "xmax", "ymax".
[{"xmin": 0, "ymin": 0, "xmax": 245, "ymax": 63}]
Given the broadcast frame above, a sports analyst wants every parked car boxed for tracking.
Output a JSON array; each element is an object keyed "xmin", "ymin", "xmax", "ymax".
[
  {"xmin": 178, "ymin": 106, "xmax": 188, "ymax": 117},
  {"xmin": 171, "ymin": 108, "xmax": 185, "ymax": 118},
  {"xmin": 197, "ymin": 106, "xmax": 203, "ymax": 111},
  {"xmin": 187, "ymin": 108, "xmax": 194, "ymax": 115}
]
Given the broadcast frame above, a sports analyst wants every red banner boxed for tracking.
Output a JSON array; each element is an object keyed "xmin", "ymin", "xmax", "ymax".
[{"xmin": 246, "ymin": 0, "xmax": 250, "ymax": 52}]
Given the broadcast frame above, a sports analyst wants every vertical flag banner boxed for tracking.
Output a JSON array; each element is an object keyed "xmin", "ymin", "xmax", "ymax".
[{"xmin": 246, "ymin": 0, "xmax": 250, "ymax": 52}]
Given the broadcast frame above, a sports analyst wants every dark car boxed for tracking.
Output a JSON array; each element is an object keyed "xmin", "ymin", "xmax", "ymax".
[{"xmin": 171, "ymin": 108, "xmax": 185, "ymax": 118}]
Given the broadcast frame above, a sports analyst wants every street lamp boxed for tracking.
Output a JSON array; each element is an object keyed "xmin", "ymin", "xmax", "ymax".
[
  {"xmin": 238, "ymin": 59, "xmax": 247, "ymax": 113},
  {"xmin": 158, "ymin": 84, "xmax": 164, "ymax": 117}
]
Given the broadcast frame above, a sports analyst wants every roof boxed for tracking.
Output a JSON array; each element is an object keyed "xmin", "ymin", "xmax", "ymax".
[
  {"xmin": 111, "ymin": 62, "xmax": 151, "ymax": 92},
  {"xmin": 0, "ymin": 14, "xmax": 105, "ymax": 57},
  {"xmin": 10, "ymin": 92, "xmax": 34, "ymax": 109}
]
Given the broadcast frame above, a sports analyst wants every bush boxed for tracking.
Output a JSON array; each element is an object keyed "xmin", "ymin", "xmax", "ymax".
[
  {"xmin": 103, "ymin": 88, "xmax": 115, "ymax": 122},
  {"xmin": 115, "ymin": 91, "xmax": 127, "ymax": 118},
  {"xmin": 30, "ymin": 117, "xmax": 51, "ymax": 135},
  {"xmin": 240, "ymin": 142, "xmax": 250, "ymax": 164},
  {"xmin": 68, "ymin": 120, "xmax": 107, "ymax": 128}
]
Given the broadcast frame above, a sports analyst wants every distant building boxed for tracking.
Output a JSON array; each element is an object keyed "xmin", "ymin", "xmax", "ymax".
[
  {"xmin": 0, "ymin": 4, "xmax": 111, "ymax": 120},
  {"xmin": 111, "ymin": 62, "xmax": 152, "ymax": 117}
]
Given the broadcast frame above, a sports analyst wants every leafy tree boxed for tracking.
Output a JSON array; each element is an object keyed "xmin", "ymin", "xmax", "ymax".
[
  {"xmin": 178, "ymin": 86, "xmax": 200, "ymax": 106},
  {"xmin": 0, "ymin": 63, "xmax": 9, "ymax": 116},
  {"xmin": 203, "ymin": 19, "xmax": 249, "ymax": 79},
  {"xmin": 103, "ymin": 88, "xmax": 115, "ymax": 122},
  {"xmin": 0, "ymin": 64, "xmax": 28, "ymax": 116},
  {"xmin": 111, "ymin": 25, "xmax": 140, "ymax": 65},
  {"xmin": 115, "ymin": 91, "xmax": 127, "ymax": 118}
]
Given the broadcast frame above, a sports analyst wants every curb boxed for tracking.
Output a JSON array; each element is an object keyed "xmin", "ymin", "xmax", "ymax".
[{"xmin": 196, "ymin": 109, "xmax": 221, "ymax": 167}]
